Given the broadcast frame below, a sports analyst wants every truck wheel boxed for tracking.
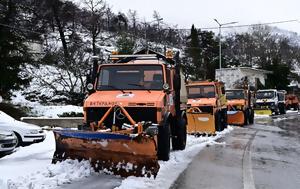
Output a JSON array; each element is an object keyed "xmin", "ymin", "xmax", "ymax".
[
  {"xmin": 243, "ymin": 110, "xmax": 249, "ymax": 125},
  {"xmin": 172, "ymin": 118, "xmax": 187, "ymax": 151},
  {"xmin": 249, "ymin": 109, "xmax": 254, "ymax": 124},
  {"xmin": 157, "ymin": 120, "xmax": 171, "ymax": 161},
  {"xmin": 279, "ymin": 105, "xmax": 286, "ymax": 114},
  {"xmin": 215, "ymin": 112, "xmax": 222, "ymax": 132},
  {"xmin": 222, "ymin": 110, "xmax": 228, "ymax": 129}
]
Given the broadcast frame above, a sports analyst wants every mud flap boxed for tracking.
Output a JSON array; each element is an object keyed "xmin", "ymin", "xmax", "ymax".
[
  {"xmin": 186, "ymin": 112, "xmax": 215, "ymax": 134},
  {"xmin": 227, "ymin": 111, "xmax": 245, "ymax": 126},
  {"xmin": 52, "ymin": 130, "xmax": 159, "ymax": 178}
]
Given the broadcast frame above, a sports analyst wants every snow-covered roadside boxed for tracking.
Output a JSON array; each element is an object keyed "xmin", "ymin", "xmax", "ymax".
[
  {"xmin": 116, "ymin": 126, "xmax": 233, "ymax": 189},
  {"xmin": 0, "ymin": 127, "xmax": 233, "ymax": 189},
  {"xmin": 0, "ymin": 131, "xmax": 95, "ymax": 189}
]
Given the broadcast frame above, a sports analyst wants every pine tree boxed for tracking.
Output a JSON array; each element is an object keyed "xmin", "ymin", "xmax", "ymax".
[
  {"xmin": 183, "ymin": 24, "xmax": 203, "ymax": 80},
  {"xmin": 0, "ymin": 0, "xmax": 32, "ymax": 99},
  {"xmin": 116, "ymin": 33, "xmax": 135, "ymax": 54},
  {"xmin": 198, "ymin": 31, "xmax": 219, "ymax": 80}
]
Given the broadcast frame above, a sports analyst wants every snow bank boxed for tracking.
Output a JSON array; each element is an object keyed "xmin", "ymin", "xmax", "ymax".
[
  {"xmin": 0, "ymin": 131, "xmax": 94, "ymax": 189},
  {"xmin": 0, "ymin": 127, "xmax": 233, "ymax": 189},
  {"xmin": 116, "ymin": 126, "xmax": 233, "ymax": 189}
]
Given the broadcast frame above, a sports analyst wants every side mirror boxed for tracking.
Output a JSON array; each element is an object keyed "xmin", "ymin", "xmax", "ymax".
[{"xmin": 163, "ymin": 83, "xmax": 170, "ymax": 94}]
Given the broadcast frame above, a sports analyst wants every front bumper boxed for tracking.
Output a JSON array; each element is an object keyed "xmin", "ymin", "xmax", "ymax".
[
  {"xmin": 0, "ymin": 138, "xmax": 17, "ymax": 152},
  {"xmin": 22, "ymin": 134, "xmax": 46, "ymax": 143}
]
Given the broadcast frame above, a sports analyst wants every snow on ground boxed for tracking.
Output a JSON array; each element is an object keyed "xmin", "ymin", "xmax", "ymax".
[
  {"xmin": 0, "ymin": 131, "xmax": 95, "ymax": 189},
  {"xmin": 0, "ymin": 127, "xmax": 233, "ymax": 189},
  {"xmin": 273, "ymin": 117, "xmax": 288, "ymax": 122},
  {"xmin": 30, "ymin": 105, "xmax": 83, "ymax": 118},
  {"xmin": 11, "ymin": 91, "xmax": 82, "ymax": 118},
  {"xmin": 116, "ymin": 126, "xmax": 233, "ymax": 189}
]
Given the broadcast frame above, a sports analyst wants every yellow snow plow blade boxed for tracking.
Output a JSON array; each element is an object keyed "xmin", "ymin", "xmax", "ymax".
[
  {"xmin": 254, "ymin": 109, "xmax": 272, "ymax": 115},
  {"xmin": 227, "ymin": 111, "xmax": 244, "ymax": 126},
  {"xmin": 187, "ymin": 107, "xmax": 215, "ymax": 134}
]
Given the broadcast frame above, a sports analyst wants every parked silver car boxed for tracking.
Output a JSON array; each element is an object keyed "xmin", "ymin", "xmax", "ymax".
[
  {"xmin": 0, "ymin": 111, "xmax": 46, "ymax": 146},
  {"xmin": 0, "ymin": 130, "xmax": 17, "ymax": 154}
]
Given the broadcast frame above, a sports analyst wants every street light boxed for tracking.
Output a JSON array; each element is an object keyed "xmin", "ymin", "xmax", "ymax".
[{"xmin": 214, "ymin": 19, "xmax": 238, "ymax": 70}]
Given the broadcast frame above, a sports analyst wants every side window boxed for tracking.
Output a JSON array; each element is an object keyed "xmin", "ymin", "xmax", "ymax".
[
  {"xmin": 98, "ymin": 69, "xmax": 109, "ymax": 87},
  {"xmin": 166, "ymin": 68, "xmax": 172, "ymax": 88}
]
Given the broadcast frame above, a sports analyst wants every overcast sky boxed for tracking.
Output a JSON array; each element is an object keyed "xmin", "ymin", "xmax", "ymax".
[{"xmin": 105, "ymin": 0, "xmax": 300, "ymax": 34}]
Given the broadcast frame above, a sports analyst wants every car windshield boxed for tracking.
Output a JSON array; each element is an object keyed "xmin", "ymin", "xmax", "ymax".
[
  {"xmin": 187, "ymin": 85, "xmax": 215, "ymax": 98},
  {"xmin": 226, "ymin": 90, "xmax": 245, "ymax": 100},
  {"xmin": 256, "ymin": 91, "xmax": 275, "ymax": 99},
  {"xmin": 97, "ymin": 65, "xmax": 164, "ymax": 90}
]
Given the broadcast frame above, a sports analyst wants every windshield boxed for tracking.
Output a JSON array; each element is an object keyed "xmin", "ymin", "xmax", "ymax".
[
  {"xmin": 226, "ymin": 90, "xmax": 245, "ymax": 100},
  {"xmin": 278, "ymin": 93, "xmax": 284, "ymax": 101},
  {"xmin": 97, "ymin": 65, "xmax": 164, "ymax": 90},
  {"xmin": 187, "ymin": 85, "xmax": 215, "ymax": 98},
  {"xmin": 256, "ymin": 91, "xmax": 275, "ymax": 99}
]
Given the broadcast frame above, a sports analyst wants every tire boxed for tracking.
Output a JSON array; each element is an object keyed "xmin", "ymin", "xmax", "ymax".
[
  {"xmin": 222, "ymin": 109, "xmax": 228, "ymax": 130},
  {"xmin": 279, "ymin": 105, "xmax": 286, "ymax": 114},
  {"xmin": 215, "ymin": 111, "xmax": 222, "ymax": 132},
  {"xmin": 249, "ymin": 109, "xmax": 254, "ymax": 124},
  {"xmin": 157, "ymin": 120, "xmax": 171, "ymax": 161},
  {"xmin": 172, "ymin": 118, "xmax": 187, "ymax": 151},
  {"xmin": 14, "ymin": 132, "xmax": 22, "ymax": 147},
  {"xmin": 243, "ymin": 110, "xmax": 249, "ymax": 126}
]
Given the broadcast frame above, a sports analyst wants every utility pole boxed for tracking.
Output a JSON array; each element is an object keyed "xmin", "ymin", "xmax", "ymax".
[{"xmin": 214, "ymin": 19, "xmax": 238, "ymax": 70}]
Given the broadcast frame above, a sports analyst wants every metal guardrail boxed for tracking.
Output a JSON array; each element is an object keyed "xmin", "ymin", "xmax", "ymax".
[{"xmin": 21, "ymin": 117, "xmax": 84, "ymax": 128}]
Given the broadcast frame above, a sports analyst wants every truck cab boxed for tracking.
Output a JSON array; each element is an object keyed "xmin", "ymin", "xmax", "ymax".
[
  {"xmin": 255, "ymin": 89, "xmax": 284, "ymax": 115},
  {"xmin": 226, "ymin": 89, "xmax": 254, "ymax": 125},
  {"xmin": 186, "ymin": 81, "xmax": 227, "ymax": 134},
  {"xmin": 83, "ymin": 50, "xmax": 188, "ymax": 160}
]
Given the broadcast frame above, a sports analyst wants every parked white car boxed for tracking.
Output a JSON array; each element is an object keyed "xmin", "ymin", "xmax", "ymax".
[
  {"xmin": 0, "ymin": 111, "xmax": 46, "ymax": 146},
  {"xmin": 0, "ymin": 130, "xmax": 17, "ymax": 154}
]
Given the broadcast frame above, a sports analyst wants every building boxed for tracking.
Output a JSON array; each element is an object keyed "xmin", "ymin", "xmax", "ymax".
[{"xmin": 215, "ymin": 67, "xmax": 272, "ymax": 89}]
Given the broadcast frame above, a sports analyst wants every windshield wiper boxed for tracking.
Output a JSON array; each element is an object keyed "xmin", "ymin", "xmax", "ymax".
[
  {"xmin": 128, "ymin": 83, "xmax": 151, "ymax": 93},
  {"xmin": 101, "ymin": 85, "xmax": 125, "ymax": 93}
]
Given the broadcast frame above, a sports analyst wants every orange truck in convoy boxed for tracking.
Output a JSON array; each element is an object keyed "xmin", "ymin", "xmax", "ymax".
[
  {"xmin": 52, "ymin": 49, "xmax": 188, "ymax": 177},
  {"xmin": 186, "ymin": 81, "xmax": 227, "ymax": 135},
  {"xmin": 286, "ymin": 94, "xmax": 299, "ymax": 110},
  {"xmin": 226, "ymin": 88, "xmax": 254, "ymax": 126}
]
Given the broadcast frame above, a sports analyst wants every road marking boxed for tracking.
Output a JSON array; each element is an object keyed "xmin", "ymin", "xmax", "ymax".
[{"xmin": 242, "ymin": 131, "xmax": 258, "ymax": 189}]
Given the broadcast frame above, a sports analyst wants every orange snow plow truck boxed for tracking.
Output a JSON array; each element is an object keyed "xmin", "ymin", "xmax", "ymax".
[
  {"xmin": 52, "ymin": 49, "xmax": 188, "ymax": 178},
  {"xmin": 226, "ymin": 88, "xmax": 254, "ymax": 126},
  {"xmin": 186, "ymin": 81, "xmax": 227, "ymax": 135}
]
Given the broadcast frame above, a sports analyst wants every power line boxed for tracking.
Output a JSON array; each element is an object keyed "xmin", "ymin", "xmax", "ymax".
[
  {"xmin": 0, "ymin": 23, "xmax": 44, "ymax": 35},
  {"xmin": 169, "ymin": 19, "xmax": 299, "ymax": 31},
  {"xmin": 200, "ymin": 19, "xmax": 299, "ymax": 30}
]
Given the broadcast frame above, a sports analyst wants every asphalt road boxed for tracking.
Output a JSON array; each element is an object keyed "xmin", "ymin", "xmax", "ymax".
[{"xmin": 171, "ymin": 113, "xmax": 300, "ymax": 189}]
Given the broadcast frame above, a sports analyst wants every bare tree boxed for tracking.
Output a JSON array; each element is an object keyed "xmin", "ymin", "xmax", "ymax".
[
  {"xmin": 82, "ymin": 0, "xmax": 107, "ymax": 56},
  {"xmin": 127, "ymin": 9, "xmax": 138, "ymax": 36}
]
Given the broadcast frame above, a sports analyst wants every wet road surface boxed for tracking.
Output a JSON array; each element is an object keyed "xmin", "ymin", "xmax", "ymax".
[{"xmin": 171, "ymin": 114, "xmax": 300, "ymax": 189}]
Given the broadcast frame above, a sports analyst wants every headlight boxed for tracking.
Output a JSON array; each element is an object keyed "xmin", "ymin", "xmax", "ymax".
[
  {"xmin": 87, "ymin": 83, "xmax": 94, "ymax": 91},
  {"xmin": 0, "ymin": 134, "xmax": 6, "ymax": 140}
]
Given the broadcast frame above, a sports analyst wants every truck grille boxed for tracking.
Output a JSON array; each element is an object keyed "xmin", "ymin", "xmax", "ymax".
[{"xmin": 86, "ymin": 107, "xmax": 157, "ymax": 128}]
